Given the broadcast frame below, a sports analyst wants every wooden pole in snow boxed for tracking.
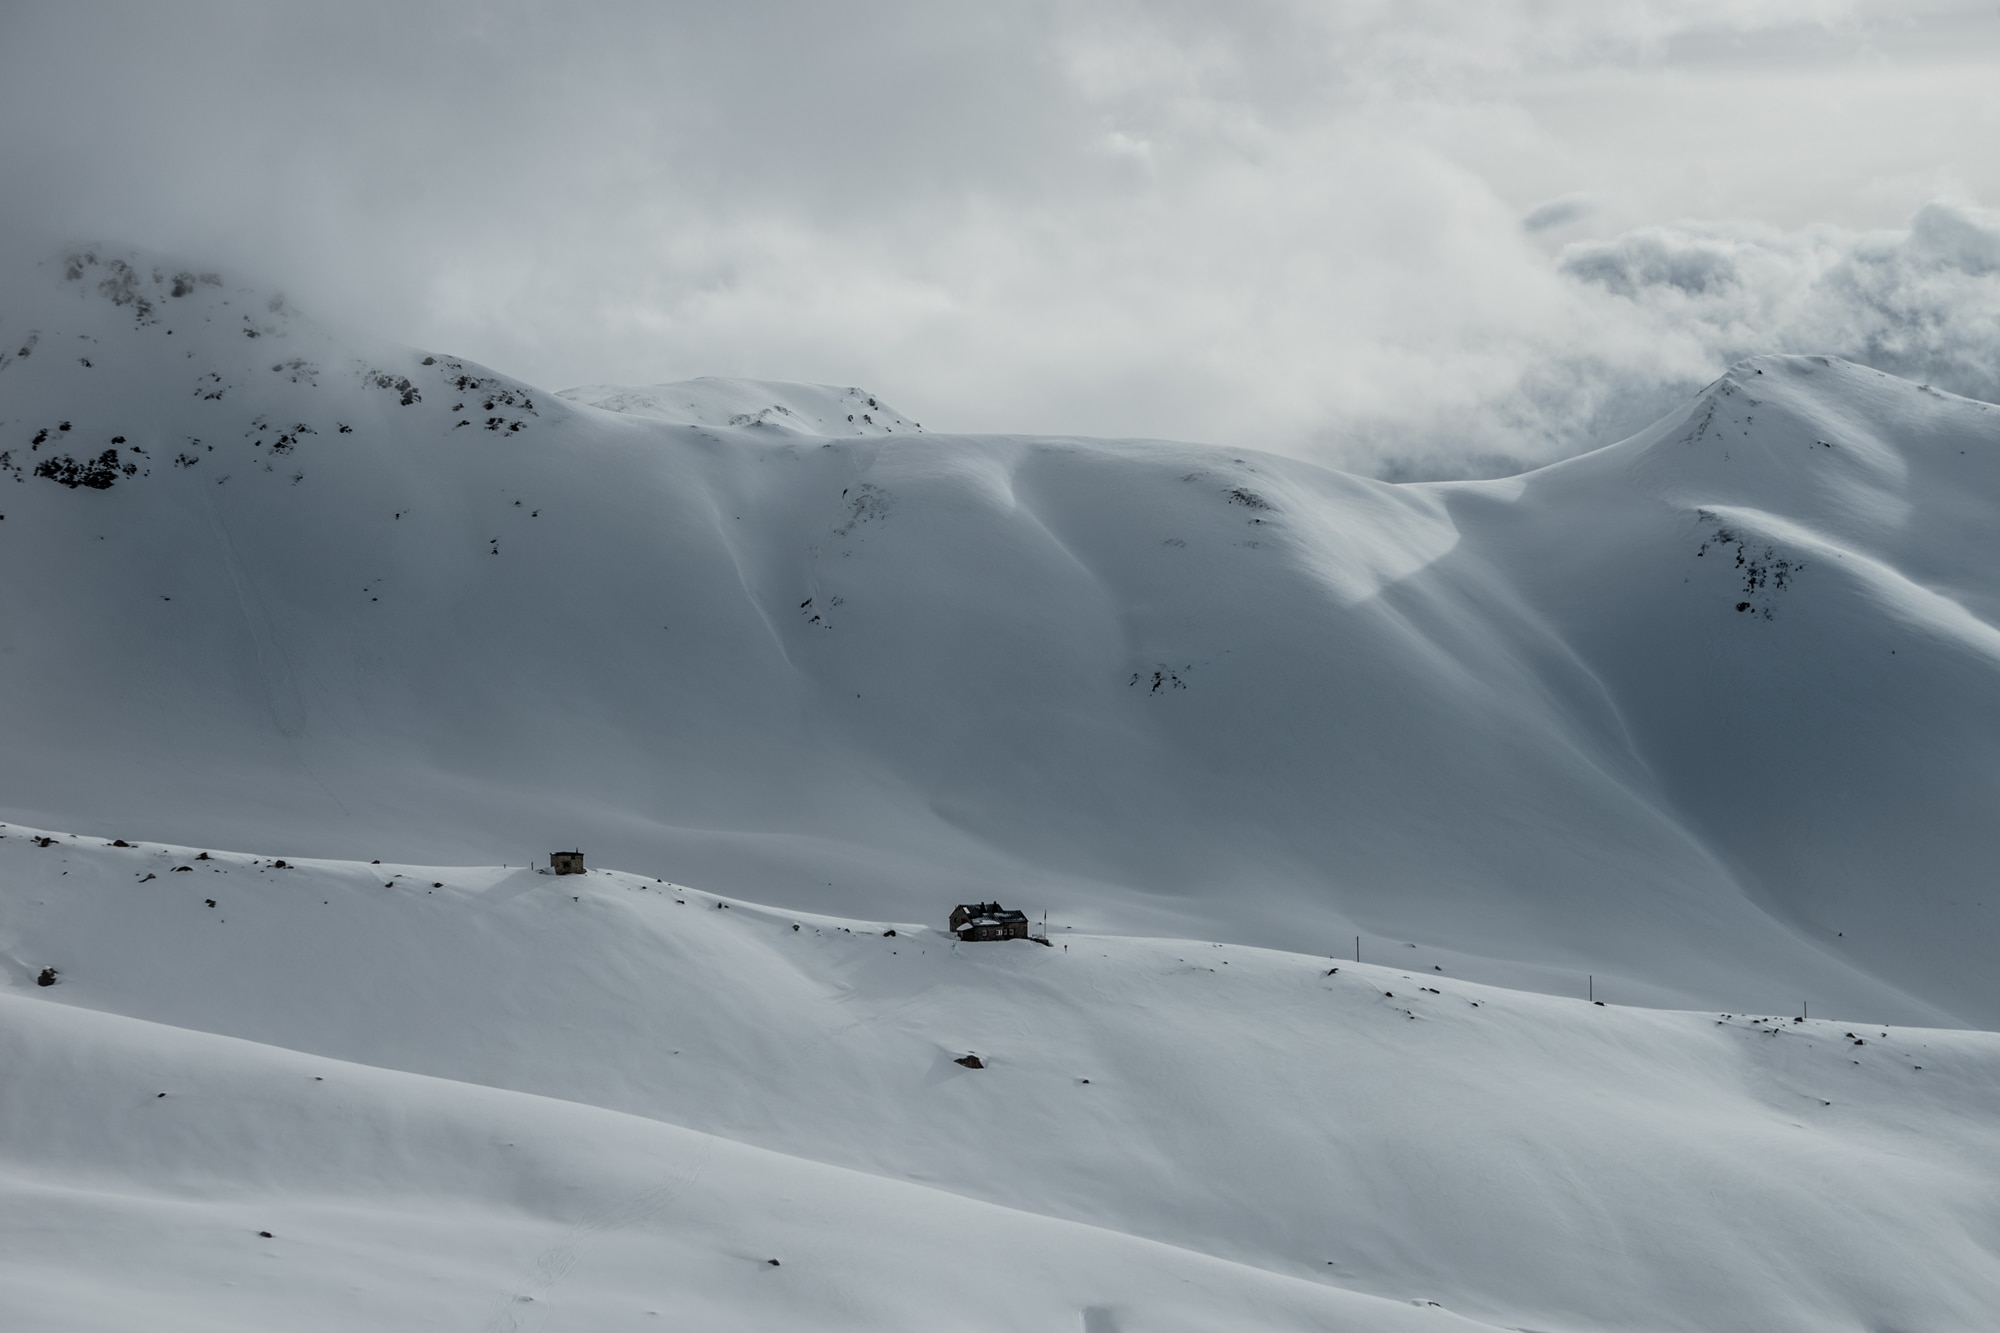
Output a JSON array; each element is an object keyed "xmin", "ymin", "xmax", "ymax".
[
  {"xmin": 1355, "ymin": 936, "xmax": 1360, "ymax": 963},
  {"xmin": 1589, "ymin": 975, "xmax": 1594, "ymax": 1003}
]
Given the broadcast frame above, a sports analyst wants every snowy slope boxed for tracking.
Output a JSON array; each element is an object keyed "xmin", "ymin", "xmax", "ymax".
[
  {"xmin": 1, "ymin": 247, "xmax": 1997, "ymax": 1032},
  {"xmin": 6, "ymin": 1000, "xmax": 1484, "ymax": 1333},
  {"xmin": 559, "ymin": 377, "xmax": 921, "ymax": 436},
  {"xmin": 8, "ymin": 829, "xmax": 2000, "ymax": 1333},
  {"xmin": 1436, "ymin": 360, "xmax": 2000, "ymax": 1027}
]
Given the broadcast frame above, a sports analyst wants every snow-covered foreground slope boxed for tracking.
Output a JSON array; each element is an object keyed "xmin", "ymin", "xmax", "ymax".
[
  {"xmin": 6, "ymin": 1001, "xmax": 1482, "ymax": 1333},
  {"xmin": 7, "ymin": 830, "xmax": 1999, "ymax": 1332},
  {"xmin": 1, "ymin": 246, "xmax": 1997, "ymax": 1032}
]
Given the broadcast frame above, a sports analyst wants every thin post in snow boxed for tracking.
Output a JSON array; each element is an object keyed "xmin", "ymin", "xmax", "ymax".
[
  {"xmin": 1803, "ymin": 1000, "xmax": 1808, "ymax": 1020},
  {"xmin": 1355, "ymin": 935, "xmax": 1361, "ymax": 963},
  {"xmin": 1589, "ymin": 975, "xmax": 1594, "ymax": 1003}
]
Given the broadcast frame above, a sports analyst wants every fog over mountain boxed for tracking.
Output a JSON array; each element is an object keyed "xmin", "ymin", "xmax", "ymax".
[{"xmin": 4, "ymin": 2, "xmax": 1998, "ymax": 475}]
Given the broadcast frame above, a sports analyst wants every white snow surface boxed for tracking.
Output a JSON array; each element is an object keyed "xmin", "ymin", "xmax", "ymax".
[
  {"xmin": 6, "ymin": 830, "xmax": 1999, "ymax": 1332},
  {"xmin": 559, "ymin": 377, "xmax": 921, "ymax": 436},
  {"xmin": 3, "ymin": 248, "xmax": 2000, "ymax": 1326}
]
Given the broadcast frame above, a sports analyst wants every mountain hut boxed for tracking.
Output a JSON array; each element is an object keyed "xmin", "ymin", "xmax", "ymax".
[{"xmin": 949, "ymin": 902, "xmax": 1030, "ymax": 941}]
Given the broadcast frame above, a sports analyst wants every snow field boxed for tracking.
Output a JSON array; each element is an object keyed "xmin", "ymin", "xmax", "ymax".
[
  {"xmin": 9, "ymin": 989, "xmax": 1532, "ymax": 1333},
  {"xmin": 6, "ymin": 829, "xmax": 1999, "ymax": 1331}
]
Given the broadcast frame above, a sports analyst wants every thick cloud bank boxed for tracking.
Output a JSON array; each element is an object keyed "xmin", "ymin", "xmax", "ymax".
[
  {"xmin": 1369, "ymin": 200, "xmax": 2000, "ymax": 478},
  {"xmin": 3, "ymin": 2, "xmax": 1996, "ymax": 478}
]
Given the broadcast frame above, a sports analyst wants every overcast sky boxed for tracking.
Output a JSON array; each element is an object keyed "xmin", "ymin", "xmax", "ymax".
[{"xmin": 4, "ymin": 1, "xmax": 1998, "ymax": 475}]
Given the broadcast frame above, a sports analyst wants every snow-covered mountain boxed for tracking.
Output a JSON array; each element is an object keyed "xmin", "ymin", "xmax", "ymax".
[
  {"xmin": 7, "ymin": 246, "xmax": 2000, "ymax": 1330},
  {"xmin": 3, "ymin": 248, "xmax": 1998, "ymax": 1030}
]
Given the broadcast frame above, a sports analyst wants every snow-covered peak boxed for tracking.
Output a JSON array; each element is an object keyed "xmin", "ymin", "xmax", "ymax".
[{"xmin": 559, "ymin": 376, "xmax": 921, "ymax": 435}]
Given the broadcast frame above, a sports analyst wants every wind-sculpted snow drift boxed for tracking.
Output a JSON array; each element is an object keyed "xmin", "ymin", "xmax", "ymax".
[{"xmin": 2, "ymin": 250, "xmax": 1999, "ymax": 1028}]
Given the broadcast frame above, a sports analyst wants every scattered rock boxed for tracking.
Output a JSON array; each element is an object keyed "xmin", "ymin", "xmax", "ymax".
[
  {"xmin": 955, "ymin": 1055, "xmax": 985, "ymax": 1069},
  {"xmin": 36, "ymin": 967, "xmax": 57, "ymax": 987},
  {"xmin": 882, "ymin": 929, "xmax": 896, "ymax": 937},
  {"xmin": 35, "ymin": 448, "xmax": 137, "ymax": 489}
]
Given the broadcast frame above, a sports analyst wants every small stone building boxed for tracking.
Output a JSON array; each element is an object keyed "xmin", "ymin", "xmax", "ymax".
[
  {"xmin": 550, "ymin": 850, "xmax": 586, "ymax": 875},
  {"xmin": 949, "ymin": 902, "xmax": 1030, "ymax": 941}
]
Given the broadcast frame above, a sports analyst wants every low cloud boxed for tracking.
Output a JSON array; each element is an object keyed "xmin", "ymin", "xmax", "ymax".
[
  {"xmin": 1361, "ymin": 199, "xmax": 2000, "ymax": 480},
  {"xmin": 2, "ymin": 2, "xmax": 1996, "ymax": 480},
  {"xmin": 1524, "ymin": 196, "xmax": 1598, "ymax": 234}
]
